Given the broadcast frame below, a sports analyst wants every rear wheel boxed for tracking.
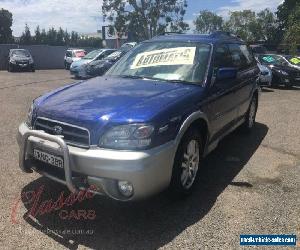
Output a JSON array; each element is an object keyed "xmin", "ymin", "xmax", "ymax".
[
  {"xmin": 241, "ymin": 95, "xmax": 257, "ymax": 132},
  {"xmin": 169, "ymin": 128, "xmax": 203, "ymax": 198}
]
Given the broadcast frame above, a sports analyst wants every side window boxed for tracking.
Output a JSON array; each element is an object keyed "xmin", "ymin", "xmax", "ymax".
[
  {"xmin": 213, "ymin": 45, "xmax": 233, "ymax": 68},
  {"xmin": 228, "ymin": 44, "xmax": 254, "ymax": 70},
  {"xmin": 97, "ymin": 52, "xmax": 107, "ymax": 60}
]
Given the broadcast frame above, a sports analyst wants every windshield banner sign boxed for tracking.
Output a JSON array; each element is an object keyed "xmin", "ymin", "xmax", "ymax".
[{"xmin": 131, "ymin": 47, "xmax": 196, "ymax": 69}]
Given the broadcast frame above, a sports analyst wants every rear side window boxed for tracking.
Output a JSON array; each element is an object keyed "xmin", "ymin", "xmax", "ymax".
[{"xmin": 228, "ymin": 44, "xmax": 254, "ymax": 70}]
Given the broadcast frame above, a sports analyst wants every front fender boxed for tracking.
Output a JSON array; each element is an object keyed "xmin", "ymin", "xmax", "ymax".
[{"xmin": 174, "ymin": 110, "xmax": 210, "ymax": 152}]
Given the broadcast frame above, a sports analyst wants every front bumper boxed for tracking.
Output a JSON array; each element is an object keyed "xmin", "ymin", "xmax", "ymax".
[
  {"xmin": 70, "ymin": 67, "xmax": 80, "ymax": 76},
  {"xmin": 17, "ymin": 123, "xmax": 176, "ymax": 201},
  {"xmin": 259, "ymin": 75, "xmax": 272, "ymax": 86},
  {"xmin": 11, "ymin": 62, "xmax": 34, "ymax": 70}
]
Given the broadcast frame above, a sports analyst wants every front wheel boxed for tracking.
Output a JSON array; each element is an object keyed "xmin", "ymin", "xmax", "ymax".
[
  {"xmin": 8, "ymin": 64, "xmax": 13, "ymax": 72},
  {"xmin": 169, "ymin": 128, "xmax": 203, "ymax": 198},
  {"xmin": 64, "ymin": 62, "xmax": 69, "ymax": 70},
  {"xmin": 285, "ymin": 82, "xmax": 292, "ymax": 88},
  {"xmin": 241, "ymin": 95, "xmax": 257, "ymax": 132}
]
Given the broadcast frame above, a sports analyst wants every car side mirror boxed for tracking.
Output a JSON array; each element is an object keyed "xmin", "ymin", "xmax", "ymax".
[{"xmin": 216, "ymin": 67, "xmax": 237, "ymax": 81}]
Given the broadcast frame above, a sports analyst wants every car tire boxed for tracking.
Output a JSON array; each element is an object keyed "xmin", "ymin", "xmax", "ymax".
[
  {"xmin": 241, "ymin": 95, "xmax": 257, "ymax": 133},
  {"xmin": 31, "ymin": 67, "xmax": 35, "ymax": 72},
  {"xmin": 64, "ymin": 62, "xmax": 69, "ymax": 70},
  {"xmin": 168, "ymin": 128, "xmax": 203, "ymax": 198},
  {"xmin": 8, "ymin": 64, "xmax": 13, "ymax": 72},
  {"xmin": 285, "ymin": 82, "xmax": 292, "ymax": 88}
]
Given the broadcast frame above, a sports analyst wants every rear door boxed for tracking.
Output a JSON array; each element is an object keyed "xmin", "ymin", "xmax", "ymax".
[
  {"xmin": 228, "ymin": 44, "xmax": 259, "ymax": 119},
  {"xmin": 207, "ymin": 44, "xmax": 241, "ymax": 141}
]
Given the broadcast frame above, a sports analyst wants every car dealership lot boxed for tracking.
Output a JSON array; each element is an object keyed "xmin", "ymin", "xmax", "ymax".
[{"xmin": 0, "ymin": 70, "xmax": 299, "ymax": 249}]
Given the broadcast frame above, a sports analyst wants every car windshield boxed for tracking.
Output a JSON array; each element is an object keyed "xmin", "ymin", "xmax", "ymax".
[
  {"xmin": 106, "ymin": 41, "xmax": 211, "ymax": 84},
  {"xmin": 83, "ymin": 50, "xmax": 102, "ymax": 59},
  {"xmin": 258, "ymin": 55, "xmax": 287, "ymax": 66},
  {"xmin": 285, "ymin": 56, "xmax": 300, "ymax": 66},
  {"xmin": 105, "ymin": 51, "xmax": 124, "ymax": 60},
  {"xmin": 12, "ymin": 50, "xmax": 30, "ymax": 57}
]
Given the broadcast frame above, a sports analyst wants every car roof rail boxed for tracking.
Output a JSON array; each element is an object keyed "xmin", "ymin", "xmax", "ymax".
[{"xmin": 210, "ymin": 31, "xmax": 243, "ymax": 40}]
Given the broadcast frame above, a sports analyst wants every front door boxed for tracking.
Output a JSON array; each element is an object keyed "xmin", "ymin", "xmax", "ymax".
[{"xmin": 207, "ymin": 44, "xmax": 241, "ymax": 141}]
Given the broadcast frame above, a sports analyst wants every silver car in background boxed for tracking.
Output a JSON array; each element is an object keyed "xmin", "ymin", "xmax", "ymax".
[
  {"xmin": 70, "ymin": 49, "xmax": 116, "ymax": 78},
  {"xmin": 256, "ymin": 57, "xmax": 272, "ymax": 87}
]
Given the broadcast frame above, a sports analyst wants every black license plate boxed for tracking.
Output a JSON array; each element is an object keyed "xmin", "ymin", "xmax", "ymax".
[{"xmin": 33, "ymin": 149, "xmax": 64, "ymax": 168}]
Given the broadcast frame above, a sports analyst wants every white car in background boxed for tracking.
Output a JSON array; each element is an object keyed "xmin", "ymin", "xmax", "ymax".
[{"xmin": 64, "ymin": 49, "xmax": 86, "ymax": 69}]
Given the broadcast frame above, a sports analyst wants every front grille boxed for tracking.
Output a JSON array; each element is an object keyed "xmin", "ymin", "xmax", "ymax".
[
  {"xmin": 34, "ymin": 117, "xmax": 90, "ymax": 148},
  {"xmin": 17, "ymin": 60, "xmax": 29, "ymax": 64}
]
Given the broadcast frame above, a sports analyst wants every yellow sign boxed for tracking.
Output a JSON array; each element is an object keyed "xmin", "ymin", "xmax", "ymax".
[
  {"xmin": 290, "ymin": 57, "xmax": 300, "ymax": 65},
  {"xmin": 131, "ymin": 47, "xmax": 196, "ymax": 69}
]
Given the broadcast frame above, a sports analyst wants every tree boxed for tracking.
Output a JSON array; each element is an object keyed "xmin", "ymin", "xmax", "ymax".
[
  {"xmin": 47, "ymin": 27, "xmax": 57, "ymax": 45},
  {"xmin": 256, "ymin": 9, "xmax": 278, "ymax": 44},
  {"xmin": 20, "ymin": 24, "xmax": 32, "ymax": 45},
  {"xmin": 34, "ymin": 26, "xmax": 42, "ymax": 44},
  {"xmin": 40, "ymin": 28, "xmax": 47, "ymax": 44},
  {"xmin": 0, "ymin": 8, "xmax": 13, "ymax": 43},
  {"xmin": 63, "ymin": 30, "xmax": 69, "ymax": 45},
  {"xmin": 224, "ymin": 10, "xmax": 260, "ymax": 42},
  {"xmin": 277, "ymin": 0, "xmax": 298, "ymax": 29},
  {"xmin": 102, "ymin": 0, "xmax": 189, "ymax": 42},
  {"xmin": 70, "ymin": 31, "xmax": 79, "ymax": 46},
  {"xmin": 56, "ymin": 27, "xmax": 65, "ymax": 46},
  {"xmin": 194, "ymin": 10, "xmax": 223, "ymax": 34},
  {"xmin": 283, "ymin": 3, "xmax": 300, "ymax": 54}
]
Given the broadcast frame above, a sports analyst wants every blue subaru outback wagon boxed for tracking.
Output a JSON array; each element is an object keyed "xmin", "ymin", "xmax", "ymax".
[{"xmin": 18, "ymin": 32, "xmax": 260, "ymax": 201}]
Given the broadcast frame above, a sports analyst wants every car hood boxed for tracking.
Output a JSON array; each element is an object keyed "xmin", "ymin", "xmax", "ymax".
[
  {"xmin": 71, "ymin": 59, "xmax": 92, "ymax": 68},
  {"xmin": 88, "ymin": 59, "xmax": 111, "ymax": 67},
  {"xmin": 35, "ymin": 76, "xmax": 202, "ymax": 144}
]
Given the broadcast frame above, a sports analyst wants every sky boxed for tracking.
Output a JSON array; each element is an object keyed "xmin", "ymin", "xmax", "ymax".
[{"xmin": 0, "ymin": 0, "xmax": 283, "ymax": 36}]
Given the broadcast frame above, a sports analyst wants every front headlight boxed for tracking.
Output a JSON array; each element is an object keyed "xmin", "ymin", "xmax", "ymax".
[
  {"xmin": 29, "ymin": 58, "xmax": 34, "ymax": 64},
  {"xmin": 10, "ymin": 59, "xmax": 16, "ymax": 64},
  {"xmin": 99, "ymin": 124, "xmax": 155, "ymax": 150},
  {"xmin": 25, "ymin": 103, "xmax": 34, "ymax": 127}
]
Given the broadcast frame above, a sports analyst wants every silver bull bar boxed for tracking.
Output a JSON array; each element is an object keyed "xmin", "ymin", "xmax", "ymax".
[{"xmin": 19, "ymin": 130, "xmax": 77, "ymax": 193}]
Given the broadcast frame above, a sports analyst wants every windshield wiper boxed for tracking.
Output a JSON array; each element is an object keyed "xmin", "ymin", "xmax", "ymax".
[{"xmin": 120, "ymin": 75, "xmax": 145, "ymax": 79}]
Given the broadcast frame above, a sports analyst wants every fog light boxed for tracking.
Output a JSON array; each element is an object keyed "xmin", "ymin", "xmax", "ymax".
[{"xmin": 118, "ymin": 181, "xmax": 133, "ymax": 197}]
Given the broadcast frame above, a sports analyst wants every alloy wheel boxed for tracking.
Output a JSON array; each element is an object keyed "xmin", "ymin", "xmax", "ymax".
[{"xmin": 180, "ymin": 139, "xmax": 200, "ymax": 190}]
